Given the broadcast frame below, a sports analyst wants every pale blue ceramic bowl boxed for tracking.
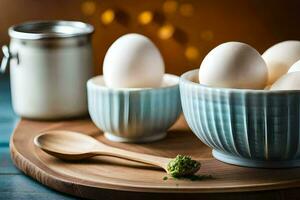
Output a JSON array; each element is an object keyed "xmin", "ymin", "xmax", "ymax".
[
  {"xmin": 180, "ymin": 69, "xmax": 300, "ymax": 168},
  {"xmin": 87, "ymin": 74, "xmax": 181, "ymax": 143}
]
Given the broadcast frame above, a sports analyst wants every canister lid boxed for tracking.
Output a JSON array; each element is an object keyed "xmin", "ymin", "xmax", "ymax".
[{"xmin": 9, "ymin": 21, "xmax": 94, "ymax": 40}]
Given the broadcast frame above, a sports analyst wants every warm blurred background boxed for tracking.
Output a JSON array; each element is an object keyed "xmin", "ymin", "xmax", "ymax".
[{"xmin": 1, "ymin": 0, "xmax": 300, "ymax": 75}]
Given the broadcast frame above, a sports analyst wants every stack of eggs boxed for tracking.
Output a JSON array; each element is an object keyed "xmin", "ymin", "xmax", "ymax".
[
  {"xmin": 180, "ymin": 41, "xmax": 300, "ymax": 168},
  {"xmin": 87, "ymin": 34, "xmax": 181, "ymax": 143},
  {"xmin": 198, "ymin": 41, "xmax": 300, "ymax": 90},
  {"xmin": 263, "ymin": 41, "xmax": 300, "ymax": 90}
]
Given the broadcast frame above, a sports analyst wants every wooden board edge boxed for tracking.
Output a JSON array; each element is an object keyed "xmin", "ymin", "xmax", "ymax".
[
  {"xmin": 8, "ymin": 120, "xmax": 300, "ymax": 195},
  {"xmin": 9, "ymin": 137, "xmax": 84, "ymax": 197}
]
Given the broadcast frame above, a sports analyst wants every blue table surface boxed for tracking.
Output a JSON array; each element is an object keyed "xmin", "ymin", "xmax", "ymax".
[{"xmin": 0, "ymin": 75, "xmax": 76, "ymax": 200}]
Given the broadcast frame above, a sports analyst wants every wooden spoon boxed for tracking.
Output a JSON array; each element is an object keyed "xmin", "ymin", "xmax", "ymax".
[{"xmin": 34, "ymin": 130, "xmax": 199, "ymax": 175}]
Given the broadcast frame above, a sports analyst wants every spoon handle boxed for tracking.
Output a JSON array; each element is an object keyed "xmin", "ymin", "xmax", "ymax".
[{"xmin": 93, "ymin": 145, "xmax": 170, "ymax": 169}]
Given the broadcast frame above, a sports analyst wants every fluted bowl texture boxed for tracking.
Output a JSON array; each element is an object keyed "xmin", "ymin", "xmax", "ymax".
[
  {"xmin": 87, "ymin": 74, "xmax": 181, "ymax": 143},
  {"xmin": 180, "ymin": 69, "xmax": 300, "ymax": 168}
]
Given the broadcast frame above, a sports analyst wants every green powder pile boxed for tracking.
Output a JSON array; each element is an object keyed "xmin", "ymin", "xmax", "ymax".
[{"xmin": 167, "ymin": 155, "xmax": 201, "ymax": 178}]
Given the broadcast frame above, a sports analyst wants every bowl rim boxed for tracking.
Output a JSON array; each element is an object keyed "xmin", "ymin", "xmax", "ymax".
[
  {"xmin": 87, "ymin": 73, "xmax": 179, "ymax": 92},
  {"xmin": 180, "ymin": 69, "xmax": 300, "ymax": 94}
]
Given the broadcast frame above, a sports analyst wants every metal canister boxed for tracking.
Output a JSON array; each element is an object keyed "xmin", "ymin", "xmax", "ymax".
[{"xmin": 1, "ymin": 21, "xmax": 94, "ymax": 119}]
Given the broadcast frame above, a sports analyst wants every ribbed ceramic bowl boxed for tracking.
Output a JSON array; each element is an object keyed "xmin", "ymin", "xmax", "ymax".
[
  {"xmin": 87, "ymin": 74, "xmax": 181, "ymax": 143},
  {"xmin": 180, "ymin": 69, "xmax": 300, "ymax": 168}
]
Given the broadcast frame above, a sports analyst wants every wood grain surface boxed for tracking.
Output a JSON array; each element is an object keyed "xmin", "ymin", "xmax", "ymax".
[{"xmin": 10, "ymin": 118, "xmax": 300, "ymax": 199}]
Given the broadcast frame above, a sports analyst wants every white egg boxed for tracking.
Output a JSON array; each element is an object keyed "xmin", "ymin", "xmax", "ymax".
[
  {"xmin": 199, "ymin": 42, "xmax": 267, "ymax": 89},
  {"xmin": 288, "ymin": 59, "xmax": 300, "ymax": 73},
  {"xmin": 262, "ymin": 40, "xmax": 300, "ymax": 84},
  {"xmin": 103, "ymin": 33, "xmax": 165, "ymax": 88},
  {"xmin": 271, "ymin": 72, "xmax": 300, "ymax": 90}
]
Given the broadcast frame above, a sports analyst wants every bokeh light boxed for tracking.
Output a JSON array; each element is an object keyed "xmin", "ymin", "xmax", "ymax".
[
  {"xmin": 185, "ymin": 46, "xmax": 200, "ymax": 61},
  {"xmin": 101, "ymin": 9, "xmax": 115, "ymax": 25},
  {"xmin": 138, "ymin": 11, "xmax": 153, "ymax": 25},
  {"xmin": 162, "ymin": 0, "xmax": 178, "ymax": 14},
  {"xmin": 81, "ymin": 1, "xmax": 96, "ymax": 16},
  {"xmin": 179, "ymin": 3, "xmax": 194, "ymax": 17},
  {"xmin": 158, "ymin": 24, "xmax": 175, "ymax": 40},
  {"xmin": 201, "ymin": 30, "xmax": 214, "ymax": 41}
]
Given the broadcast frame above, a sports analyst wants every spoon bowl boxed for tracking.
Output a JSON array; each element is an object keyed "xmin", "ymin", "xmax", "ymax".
[{"xmin": 34, "ymin": 131, "xmax": 104, "ymax": 160}]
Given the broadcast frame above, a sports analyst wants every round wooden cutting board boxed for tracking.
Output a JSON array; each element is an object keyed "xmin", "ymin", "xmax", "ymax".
[{"xmin": 10, "ymin": 119, "xmax": 300, "ymax": 199}]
